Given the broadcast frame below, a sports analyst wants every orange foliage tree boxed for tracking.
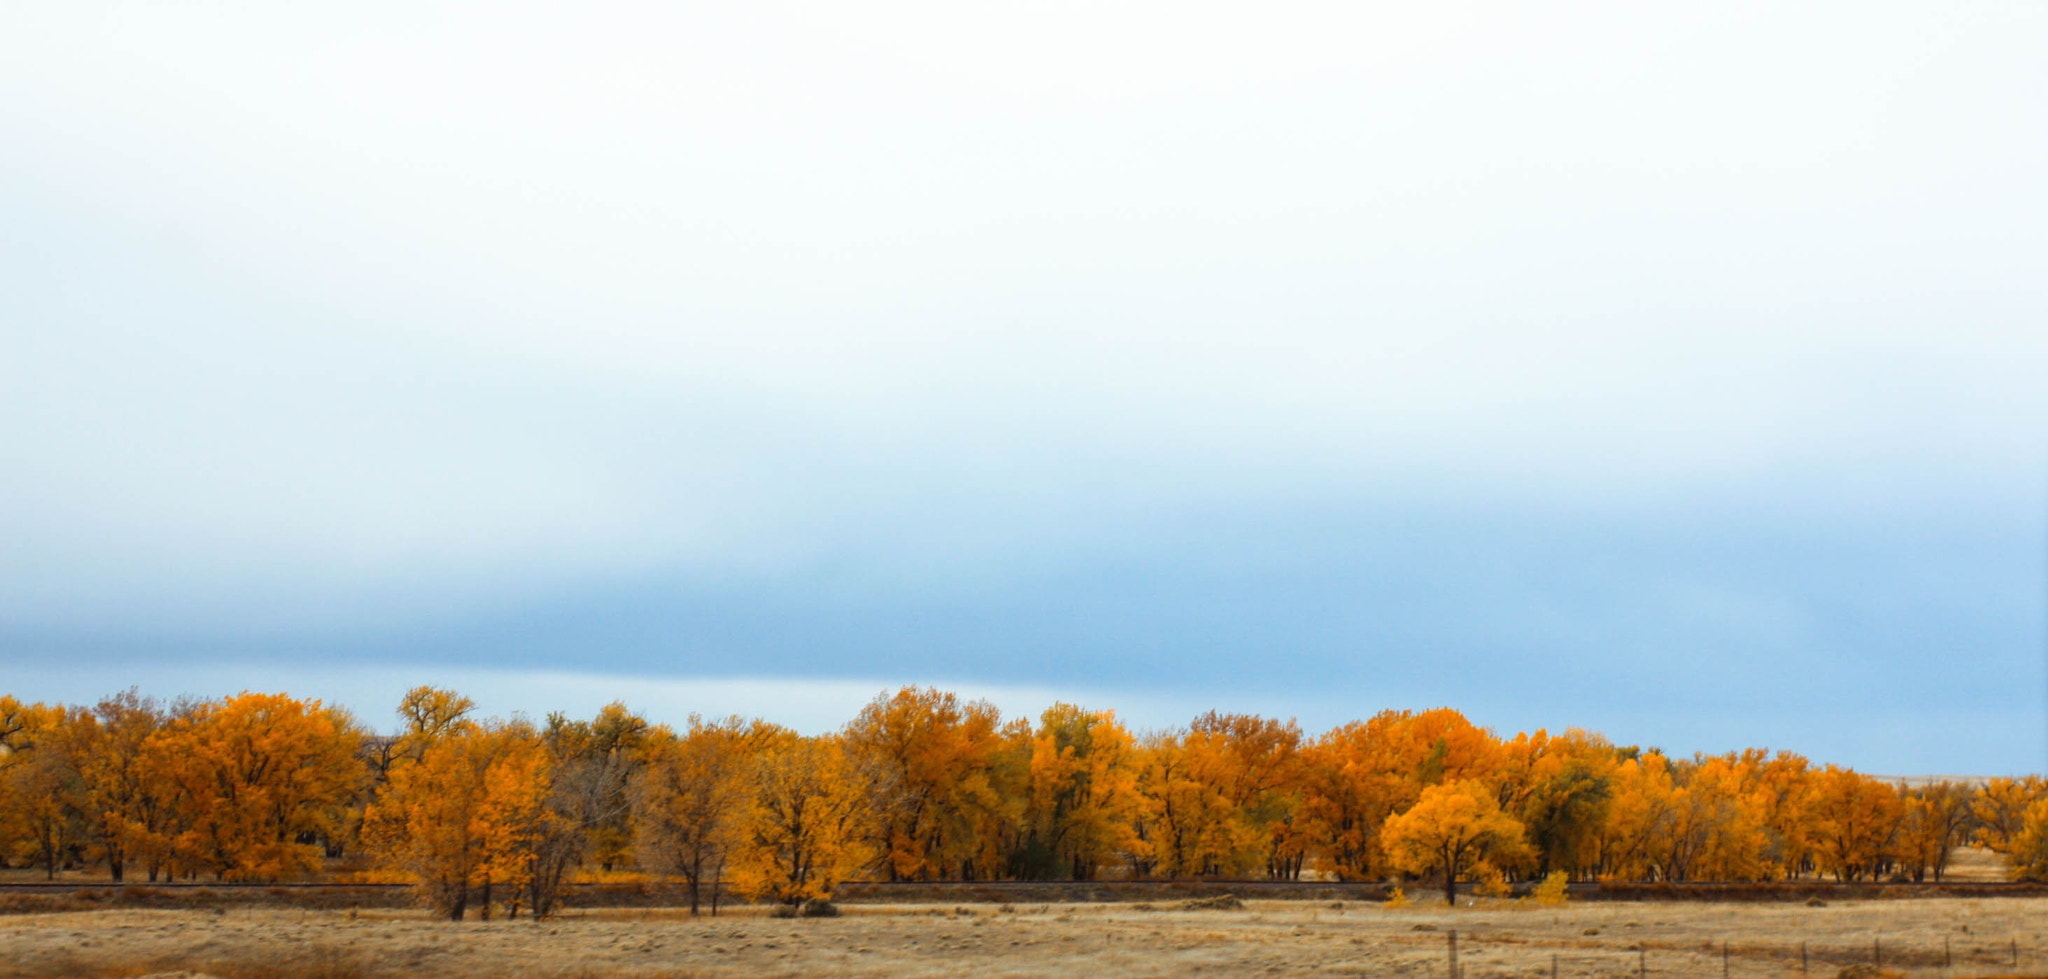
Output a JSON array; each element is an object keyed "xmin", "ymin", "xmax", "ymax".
[
  {"xmin": 1140, "ymin": 712, "xmax": 1304, "ymax": 878},
  {"xmin": 0, "ymin": 684, "xmax": 2025, "ymax": 895},
  {"xmin": 366, "ymin": 716, "xmax": 553, "ymax": 920},
  {"xmin": 1974, "ymin": 777, "xmax": 2048, "ymax": 859},
  {"xmin": 67, "ymin": 691, "xmax": 172, "ymax": 881},
  {"xmin": 0, "ymin": 700, "xmax": 79, "ymax": 879},
  {"xmin": 1381, "ymin": 779, "xmax": 1530, "ymax": 905},
  {"xmin": 1897, "ymin": 780, "xmax": 1975, "ymax": 882},
  {"xmin": 845, "ymin": 687, "xmax": 1017, "ymax": 882},
  {"xmin": 139, "ymin": 692, "xmax": 365, "ymax": 881},
  {"xmin": 1017, "ymin": 703, "xmax": 1143, "ymax": 880},
  {"xmin": 633, "ymin": 715, "xmax": 766, "ymax": 914},
  {"xmin": 1808, "ymin": 766, "xmax": 1903, "ymax": 882},
  {"xmin": 542, "ymin": 702, "xmax": 651, "ymax": 876},
  {"xmin": 2008, "ymin": 795, "xmax": 2048, "ymax": 882},
  {"xmin": 730, "ymin": 730, "xmax": 871, "ymax": 904},
  {"xmin": 1495, "ymin": 729, "xmax": 1615, "ymax": 880},
  {"xmin": 1301, "ymin": 708, "xmax": 1505, "ymax": 882}
]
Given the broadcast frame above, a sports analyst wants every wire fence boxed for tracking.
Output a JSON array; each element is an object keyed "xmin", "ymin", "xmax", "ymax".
[{"xmin": 1433, "ymin": 929, "xmax": 2037, "ymax": 979}]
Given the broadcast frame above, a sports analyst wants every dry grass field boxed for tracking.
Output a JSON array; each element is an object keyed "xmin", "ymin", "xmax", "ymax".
[{"xmin": 4, "ymin": 896, "xmax": 2048, "ymax": 979}]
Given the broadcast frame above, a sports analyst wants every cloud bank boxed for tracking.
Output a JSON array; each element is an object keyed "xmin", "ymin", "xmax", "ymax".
[{"xmin": 3, "ymin": 2, "xmax": 2044, "ymax": 772}]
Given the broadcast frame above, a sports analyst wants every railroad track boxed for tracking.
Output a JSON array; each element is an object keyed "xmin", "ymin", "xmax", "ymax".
[{"xmin": 1, "ymin": 879, "xmax": 2039, "ymax": 894}]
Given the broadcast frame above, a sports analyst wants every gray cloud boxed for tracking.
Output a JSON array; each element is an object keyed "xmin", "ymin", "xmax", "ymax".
[{"xmin": 3, "ymin": 2, "xmax": 2044, "ymax": 770}]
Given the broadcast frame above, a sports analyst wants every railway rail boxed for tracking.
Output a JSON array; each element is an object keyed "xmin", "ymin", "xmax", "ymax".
[{"xmin": 0, "ymin": 878, "xmax": 2041, "ymax": 897}]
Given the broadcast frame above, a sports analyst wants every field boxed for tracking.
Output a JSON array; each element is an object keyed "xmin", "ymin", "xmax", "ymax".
[{"xmin": 5, "ymin": 895, "xmax": 2048, "ymax": 979}]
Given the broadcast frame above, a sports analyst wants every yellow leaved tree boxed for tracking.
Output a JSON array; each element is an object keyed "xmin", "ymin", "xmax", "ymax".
[
  {"xmin": 366, "ymin": 716, "xmax": 553, "ymax": 920},
  {"xmin": 0, "ymin": 699, "xmax": 79, "ymax": 879},
  {"xmin": 2007, "ymin": 796, "xmax": 2048, "ymax": 883},
  {"xmin": 139, "ymin": 692, "xmax": 363, "ymax": 881},
  {"xmin": 1140, "ymin": 712, "xmax": 1304, "ymax": 879},
  {"xmin": 1381, "ymin": 779, "xmax": 1530, "ymax": 905},
  {"xmin": 730, "ymin": 730, "xmax": 871, "ymax": 905},
  {"xmin": 845, "ymin": 687, "xmax": 1017, "ymax": 882},
  {"xmin": 1019, "ymin": 703, "xmax": 1143, "ymax": 880},
  {"xmin": 67, "ymin": 691, "xmax": 173, "ymax": 882},
  {"xmin": 632, "ymin": 715, "xmax": 766, "ymax": 914},
  {"xmin": 1809, "ymin": 766, "xmax": 1903, "ymax": 882},
  {"xmin": 1975, "ymin": 776, "xmax": 2048, "ymax": 861}
]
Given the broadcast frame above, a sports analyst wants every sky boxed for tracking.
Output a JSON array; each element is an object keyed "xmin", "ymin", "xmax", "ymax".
[{"xmin": 3, "ymin": 2, "xmax": 2045, "ymax": 773}]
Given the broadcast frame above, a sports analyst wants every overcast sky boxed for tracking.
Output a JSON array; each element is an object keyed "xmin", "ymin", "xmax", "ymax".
[{"xmin": 4, "ymin": 2, "xmax": 2045, "ymax": 772}]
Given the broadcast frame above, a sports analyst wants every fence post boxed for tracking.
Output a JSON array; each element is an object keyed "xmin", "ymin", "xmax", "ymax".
[
  {"xmin": 1639, "ymin": 945, "xmax": 1647, "ymax": 979},
  {"xmin": 1552, "ymin": 952, "xmax": 1558, "ymax": 979},
  {"xmin": 1800, "ymin": 941, "xmax": 1807, "ymax": 975},
  {"xmin": 1944, "ymin": 936, "xmax": 1951, "ymax": 970},
  {"xmin": 1448, "ymin": 928, "xmax": 1458, "ymax": 979},
  {"xmin": 2013, "ymin": 937, "xmax": 2019, "ymax": 969},
  {"xmin": 1723, "ymin": 940, "xmax": 1730, "ymax": 979},
  {"xmin": 1875, "ymin": 935, "xmax": 1881, "ymax": 968}
]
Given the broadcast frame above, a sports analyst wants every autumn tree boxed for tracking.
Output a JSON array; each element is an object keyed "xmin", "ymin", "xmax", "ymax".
[
  {"xmin": 1381, "ymin": 708, "xmax": 1504, "ymax": 792},
  {"xmin": 1140, "ymin": 713, "xmax": 1304, "ymax": 878},
  {"xmin": 1015, "ymin": 704, "xmax": 1143, "ymax": 880},
  {"xmin": 845, "ymin": 687, "xmax": 1018, "ymax": 882},
  {"xmin": 543, "ymin": 702, "xmax": 649, "ymax": 875},
  {"xmin": 632, "ymin": 715, "xmax": 762, "ymax": 914},
  {"xmin": 1897, "ymin": 781, "xmax": 1975, "ymax": 882},
  {"xmin": 0, "ymin": 701, "xmax": 82, "ymax": 879},
  {"xmin": 68, "ymin": 691, "xmax": 172, "ymax": 881},
  {"xmin": 1381, "ymin": 779, "xmax": 1531, "ymax": 905},
  {"xmin": 366, "ymin": 717, "xmax": 552, "ymax": 920},
  {"xmin": 0, "ymin": 697, "xmax": 29, "ymax": 754},
  {"xmin": 2006, "ymin": 796, "xmax": 2048, "ymax": 883},
  {"xmin": 1973, "ymin": 777, "xmax": 2048, "ymax": 858},
  {"xmin": 139, "ymin": 692, "xmax": 364, "ymax": 881},
  {"xmin": 1809, "ymin": 766, "xmax": 1904, "ymax": 882},
  {"xmin": 1673, "ymin": 754, "xmax": 1774, "ymax": 881},
  {"xmin": 1493, "ymin": 729, "xmax": 1616, "ymax": 880},
  {"xmin": 1746, "ymin": 750, "xmax": 1817, "ymax": 880},
  {"xmin": 1300, "ymin": 725, "xmax": 1395, "ymax": 881},
  {"xmin": 730, "ymin": 729, "xmax": 871, "ymax": 904},
  {"xmin": 395, "ymin": 686, "xmax": 477, "ymax": 763}
]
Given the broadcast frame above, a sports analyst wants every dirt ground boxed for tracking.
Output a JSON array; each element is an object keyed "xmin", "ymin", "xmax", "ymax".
[{"xmin": 4, "ymin": 896, "xmax": 2048, "ymax": 979}]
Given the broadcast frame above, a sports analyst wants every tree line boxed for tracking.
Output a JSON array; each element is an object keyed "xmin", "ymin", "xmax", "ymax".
[{"xmin": 2, "ymin": 687, "xmax": 2045, "ymax": 917}]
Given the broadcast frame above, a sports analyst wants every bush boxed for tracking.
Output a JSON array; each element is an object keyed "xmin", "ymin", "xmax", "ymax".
[
  {"xmin": 773, "ymin": 897, "xmax": 841, "ymax": 918},
  {"xmin": 800, "ymin": 897, "xmax": 841, "ymax": 917},
  {"xmin": 1531, "ymin": 870, "xmax": 1570, "ymax": 906}
]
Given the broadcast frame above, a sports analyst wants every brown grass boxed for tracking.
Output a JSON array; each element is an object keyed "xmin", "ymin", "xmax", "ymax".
[{"xmin": 6, "ymin": 897, "xmax": 2048, "ymax": 979}]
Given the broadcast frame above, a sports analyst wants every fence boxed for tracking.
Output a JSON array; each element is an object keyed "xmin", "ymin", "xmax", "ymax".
[{"xmin": 1433, "ymin": 928, "xmax": 2036, "ymax": 979}]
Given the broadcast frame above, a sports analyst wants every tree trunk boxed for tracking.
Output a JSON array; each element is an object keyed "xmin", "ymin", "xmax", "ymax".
[
  {"xmin": 711, "ymin": 855, "xmax": 724, "ymax": 916},
  {"xmin": 1442, "ymin": 843, "xmax": 1459, "ymax": 906}
]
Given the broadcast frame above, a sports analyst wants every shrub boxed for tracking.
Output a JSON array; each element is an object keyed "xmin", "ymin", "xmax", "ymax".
[
  {"xmin": 1531, "ymin": 870, "xmax": 1569, "ymax": 906},
  {"xmin": 773, "ymin": 897, "xmax": 841, "ymax": 918}
]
